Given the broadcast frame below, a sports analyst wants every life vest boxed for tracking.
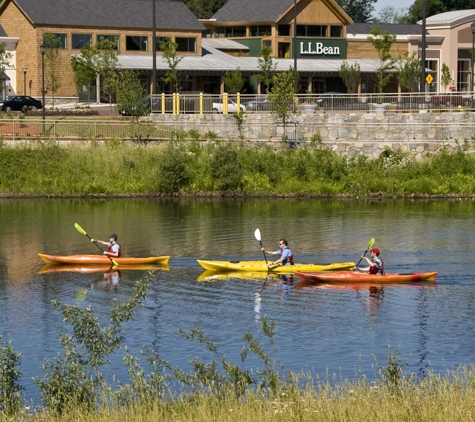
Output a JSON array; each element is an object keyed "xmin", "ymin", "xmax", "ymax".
[
  {"xmin": 282, "ymin": 247, "xmax": 294, "ymax": 265},
  {"xmin": 108, "ymin": 243, "xmax": 121, "ymax": 257},
  {"xmin": 369, "ymin": 258, "xmax": 384, "ymax": 275}
]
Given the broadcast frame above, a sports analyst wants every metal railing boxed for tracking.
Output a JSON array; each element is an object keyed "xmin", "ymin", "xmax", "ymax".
[{"xmin": 150, "ymin": 92, "xmax": 475, "ymax": 114}]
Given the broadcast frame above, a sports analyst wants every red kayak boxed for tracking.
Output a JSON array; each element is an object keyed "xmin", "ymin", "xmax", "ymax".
[{"xmin": 295, "ymin": 271, "xmax": 438, "ymax": 284}]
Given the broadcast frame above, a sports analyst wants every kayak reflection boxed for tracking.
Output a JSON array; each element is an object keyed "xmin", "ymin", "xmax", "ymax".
[{"xmin": 39, "ymin": 264, "xmax": 170, "ymax": 274}]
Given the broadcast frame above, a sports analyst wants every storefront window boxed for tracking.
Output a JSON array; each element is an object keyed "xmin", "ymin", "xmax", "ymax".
[
  {"xmin": 457, "ymin": 59, "xmax": 470, "ymax": 92},
  {"xmin": 250, "ymin": 25, "xmax": 272, "ymax": 37},
  {"xmin": 97, "ymin": 35, "xmax": 119, "ymax": 49},
  {"xmin": 278, "ymin": 24, "xmax": 290, "ymax": 36},
  {"xmin": 330, "ymin": 26, "xmax": 343, "ymax": 38},
  {"xmin": 126, "ymin": 36, "xmax": 148, "ymax": 51},
  {"xmin": 176, "ymin": 37, "xmax": 196, "ymax": 52},
  {"xmin": 43, "ymin": 33, "xmax": 67, "ymax": 49},
  {"xmin": 72, "ymin": 34, "xmax": 92, "ymax": 49},
  {"xmin": 225, "ymin": 27, "xmax": 246, "ymax": 37},
  {"xmin": 425, "ymin": 59, "xmax": 438, "ymax": 93},
  {"xmin": 296, "ymin": 25, "xmax": 327, "ymax": 37}
]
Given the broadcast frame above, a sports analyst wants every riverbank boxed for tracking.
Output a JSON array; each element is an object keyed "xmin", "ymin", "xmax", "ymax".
[{"xmin": 1, "ymin": 141, "xmax": 475, "ymax": 197}]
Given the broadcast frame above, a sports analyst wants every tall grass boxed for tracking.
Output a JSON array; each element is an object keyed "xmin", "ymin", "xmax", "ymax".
[{"xmin": 1, "ymin": 141, "xmax": 475, "ymax": 196}]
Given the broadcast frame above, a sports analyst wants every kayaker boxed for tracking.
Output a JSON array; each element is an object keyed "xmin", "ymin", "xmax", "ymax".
[
  {"xmin": 356, "ymin": 247, "xmax": 384, "ymax": 274},
  {"xmin": 261, "ymin": 239, "xmax": 294, "ymax": 267},
  {"xmin": 90, "ymin": 234, "xmax": 121, "ymax": 258}
]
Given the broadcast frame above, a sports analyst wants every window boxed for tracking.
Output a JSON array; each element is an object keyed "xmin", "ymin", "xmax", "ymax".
[
  {"xmin": 72, "ymin": 34, "xmax": 92, "ymax": 49},
  {"xmin": 250, "ymin": 25, "xmax": 272, "ymax": 37},
  {"xmin": 176, "ymin": 37, "xmax": 196, "ymax": 52},
  {"xmin": 202, "ymin": 29, "xmax": 212, "ymax": 38},
  {"xmin": 426, "ymin": 59, "xmax": 439, "ymax": 93},
  {"xmin": 126, "ymin": 36, "xmax": 148, "ymax": 51},
  {"xmin": 330, "ymin": 26, "xmax": 343, "ymax": 38},
  {"xmin": 297, "ymin": 25, "xmax": 327, "ymax": 37},
  {"xmin": 155, "ymin": 36, "xmax": 166, "ymax": 51},
  {"xmin": 278, "ymin": 24, "xmax": 290, "ymax": 36},
  {"xmin": 225, "ymin": 26, "xmax": 246, "ymax": 37},
  {"xmin": 43, "ymin": 33, "xmax": 67, "ymax": 49},
  {"xmin": 96, "ymin": 35, "xmax": 119, "ymax": 49},
  {"xmin": 215, "ymin": 27, "xmax": 225, "ymax": 38}
]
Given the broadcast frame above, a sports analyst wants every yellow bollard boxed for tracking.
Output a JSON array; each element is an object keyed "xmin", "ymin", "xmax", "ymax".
[
  {"xmin": 223, "ymin": 92, "xmax": 228, "ymax": 114},
  {"xmin": 237, "ymin": 92, "xmax": 240, "ymax": 112},
  {"xmin": 458, "ymin": 105, "xmax": 462, "ymax": 112},
  {"xmin": 176, "ymin": 93, "xmax": 180, "ymax": 114},
  {"xmin": 199, "ymin": 92, "xmax": 203, "ymax": 115},
  {"xmin": 161, "ymin": 93, "xmax": 165, "ymax": 114}
]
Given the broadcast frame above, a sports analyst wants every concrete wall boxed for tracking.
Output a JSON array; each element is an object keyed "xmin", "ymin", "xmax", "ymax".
[{"xmin": 151, "ymin": 110, "xmax": 475, "ymax": 158}]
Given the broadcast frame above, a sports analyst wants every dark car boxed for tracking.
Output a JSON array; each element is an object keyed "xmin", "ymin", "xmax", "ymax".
[
  {"xmin": 118, "ymin": 97, "xmax": 151, "ymax": 116},
  {"xmin": 0, "ymin": 95, "xmax": 42, "ymax": 112}
]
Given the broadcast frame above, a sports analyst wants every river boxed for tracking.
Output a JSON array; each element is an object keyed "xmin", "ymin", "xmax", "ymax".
[{"xmin": 0, "ymin": 197, "xmax": 474, "ymax": 403}]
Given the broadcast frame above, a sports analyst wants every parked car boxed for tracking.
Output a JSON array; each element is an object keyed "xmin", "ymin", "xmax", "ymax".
[
  {"xmin": 118, "ymin": 97, "xmax": 151, "ymax": 116},
  {"xmin": 0, "ymin": 95, "xmax": 42, "ymax": 112},
  {"xmin": 243, "ymin": 95, "xmax": 268, "ymax": 112},
  {"xmin": 212, "ymin": 99, "xmax": 246, "ymax": 113},
  {"xmin": 430, "ymin": 93, "xmax": 468, "ymax": 106}
]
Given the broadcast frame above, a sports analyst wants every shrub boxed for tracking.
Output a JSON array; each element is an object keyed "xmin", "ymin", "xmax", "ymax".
[{"xmin": 209, "ymin": 143, "xmax": 243, "ymax": 193}]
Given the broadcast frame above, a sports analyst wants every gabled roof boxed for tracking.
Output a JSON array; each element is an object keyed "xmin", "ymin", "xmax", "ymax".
[
  {"xmin": 421, "ymin": 9, "xmax": 475, "ymax": 29},
  {"xmin": 212, "ymin": 0, "xmax": 296, "ymax": 23},
  {"xmin": 1, "ymin": 0, "xmax": 205, "ymax": 31},
  {"xmin": 346, "ymin": 23, "xmax": 422, "ymax": 36}
]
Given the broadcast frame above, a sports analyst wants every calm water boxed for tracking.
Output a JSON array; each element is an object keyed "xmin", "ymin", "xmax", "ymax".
[{"xmin": 1, "ymin": 197, "xmax": 475, "ymax": 402}]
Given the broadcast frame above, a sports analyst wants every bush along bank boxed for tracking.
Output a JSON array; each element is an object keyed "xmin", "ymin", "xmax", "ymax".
[
  {"xmin": 3, "ymin": 277, "xmax": 475, "ymax": 422},
  {"xmin": 2, "ymin": 139, "xmax": 475, "ymax": 196}
]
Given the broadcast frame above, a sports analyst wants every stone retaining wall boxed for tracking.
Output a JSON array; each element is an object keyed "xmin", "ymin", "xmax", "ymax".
[{"xmin": 151, "ymin": 110, "xmax": 475, "ymax": 158}]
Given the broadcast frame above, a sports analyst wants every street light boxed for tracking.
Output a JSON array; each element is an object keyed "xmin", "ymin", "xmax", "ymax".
[
  {"xmin": 40, "ymin": 43, "xmax": 46, "ymax": 134},
  {"xmin": 22, "ymin": 67, "xmax": 27, "ymax": 95}
]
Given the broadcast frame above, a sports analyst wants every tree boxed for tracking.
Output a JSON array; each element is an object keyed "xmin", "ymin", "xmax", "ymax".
[
  {"xmin": 268, "ymin": 69, "xmax": 298, "ymax": 138},
  {"xmin": 396, "ymin": 51, "xmax": 421, "ymax": 92},
  {"xmin": 376, "ymin": 6, "xmax": 408, "ymax": 23},
  {"xmin": 256, "ymin": 45, "xmax": 276, "ymax": 93},
  {"xmin": 183, "ymin": 0, "xmax": 228, "ymax": 18},
  {"xmin": 159, "ymin": 38, "xmax": 183, "ymax": 93},
  {"xmin": 0, "ymin": 42, "xmax": 12, "ymax": 99},
  {"xmin": 223, "ymin": 68, "xmax": 244, "ymax": 94},
  {"xmin": 95, "ymin": 37, "xmax": 119, "ymax": 112},
  {"xmin": 70, "ymin": 42, "xmax": 97, "ymax": 103},
  {"xmin": 339, "ymin": 61, "xmax": 361, "ymax": 94},
  {"xmin": 335, "ymin": 0, "xmax": 376, "ymax": 23},
  {"xmin": 42, "ymin": 33, "xmax": 62, "ymax": 108},
  {"xmin": 367, "ymin": 26, "xmax": 396, "ymax": 96},
  {"xmin": 441, "ymin": 63, "xmax": 452, "ymax": 92},
  {"xmin": 403, "ymin": 0, "xmax": 445, "ymax": 24}
]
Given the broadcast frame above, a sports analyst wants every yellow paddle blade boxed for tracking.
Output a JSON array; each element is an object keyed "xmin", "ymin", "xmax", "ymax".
[
  {"xmin": 367, "ymin": 238, "xmax": 375, "ymax": 250},
  {"xmin": 74, "ymin": 223, "xmax": 87, "ymax": 236},
  {"xmin": 111, "ymin": 259, "xmax": 119, "ymax": 267}
]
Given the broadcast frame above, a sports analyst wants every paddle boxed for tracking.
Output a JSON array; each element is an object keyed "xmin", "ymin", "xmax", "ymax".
[
  {"xmin": 254, "ymin": 228, "xmax": 269, "ymax": 266},
  {"xmin": 354, "ymin": 237, "xmax": 375, "ymax": 271},
  {"xmin": 74, "ymin": 223, "xmax": 119, "ymax": 267}
]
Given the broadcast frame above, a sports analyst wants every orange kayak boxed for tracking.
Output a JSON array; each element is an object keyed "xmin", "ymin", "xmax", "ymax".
[
  {"xmin": 38, "ymin": 253, "xmax": 170, "ymax": 266},
  {"xmin": 295, "ymin": 271, "xmax": 438, "ymax": 284}
]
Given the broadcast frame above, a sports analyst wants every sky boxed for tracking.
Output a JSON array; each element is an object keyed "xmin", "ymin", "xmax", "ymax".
[{"xmin": 374, "ymin": 0, "xmax": 414, "ymax": 16}]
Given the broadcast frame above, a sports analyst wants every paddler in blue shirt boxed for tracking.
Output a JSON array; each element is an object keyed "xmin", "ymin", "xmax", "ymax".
[{"xmin": 261, "ymin": 239, "xmax": 294, "ymax": 267}]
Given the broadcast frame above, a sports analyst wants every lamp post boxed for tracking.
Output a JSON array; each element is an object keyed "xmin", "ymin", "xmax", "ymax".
[
  {"xmin": 471, "ymin": 21, "xmax": 475, "ymax": 108},
  {"xmin": 420, "ymin": 0, "xmax": 426, "ymax": 95},
  {"xmin": 40, "ymin": 43, "xmax": 46, "ymax": 134},
  {"xmin": 152, "ymin": 0, "xmax": 156, "ymax": 96},
  {"xmin": 22, "ymin": 67, "xmax": 27, "ymax": 95},
  {"xmin": 293, "ymin": 0, "xmax": 298, "ymax": 93}
]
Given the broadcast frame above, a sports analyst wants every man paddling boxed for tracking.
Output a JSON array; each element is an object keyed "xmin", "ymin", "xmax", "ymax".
[
  {"xmin": 261, "ymin": 239, "xmax": 294, "ymax": 267},
  {"xmin": 90, "ymin": 234, "xmax": 121, "ymax": 258},
  {"xmin": 356, "ymin": 247, "xmax": 384, "ymax": 274}
]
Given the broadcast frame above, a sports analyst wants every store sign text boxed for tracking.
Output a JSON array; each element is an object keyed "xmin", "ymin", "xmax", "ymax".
[{"xmin": 300, "ymin": 42, "xmax": 340, "ymax": 56}]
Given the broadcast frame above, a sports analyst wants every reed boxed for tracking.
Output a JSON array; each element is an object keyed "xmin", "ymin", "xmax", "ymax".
[{"xmin": 1, "ymin": 141, "xmax": 475, "ymax": 196}]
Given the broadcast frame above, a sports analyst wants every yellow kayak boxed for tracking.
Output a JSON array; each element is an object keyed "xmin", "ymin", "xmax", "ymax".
[{"xmin": 197, "ymin": 259, "xmax": 355, "ymax": 273}]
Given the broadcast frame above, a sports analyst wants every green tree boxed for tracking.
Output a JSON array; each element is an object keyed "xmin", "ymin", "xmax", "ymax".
[
  {"xmin": 376, "ymin": 6, "xmax": 408, "ymax": 23},
  {"xmin": 96, "ymin": 37, "xmax": 119, "ymax": 112},
  {"xmin": 403, "ymin": 0, "xmax": 446, "ymax": 24},
  {"xmin": 42, "ymin": 33, "xmax": 62, "ymax": 108},
  {"xmin": 336, "ymin": 0, "xmax": 376, "ymax": 22},
  {"xmin": 339, "ymin": 61, "xmax": 361, "ymax": 94},
  {"xmin": 183, "ymin": 0, "xmax": 228, "ymax": 18},
  {"xmin": 441, "ymin": 63, "xmax": 452, "ymax": 92},
  {"xmin": 397, "ymin": 51, "xmax": 421, "ymax": 92},
  {"xmin": 268, "ymin": 69, "xmax": 298, "ymax": 137},
  {"xmin": 159, "ymin": 38, "xmax": 183, "ymax": 93},
  {"xmin": 224, "ymin": 67, "xmax": 244, "ymax": 94},
  {"xmin": 0, "ymin": 42, "xmax": 13, "ymax": 99},
  {"xmin": 367, "ymin": 25, "xmax": 396, "ymax": 96},
  {"xmin": 70, "ymin": 42, "xmax": 97, "ymax": 103},
  {"xmin": 257, "ymin": 45, "xmax": 276, "ymax": 93}
]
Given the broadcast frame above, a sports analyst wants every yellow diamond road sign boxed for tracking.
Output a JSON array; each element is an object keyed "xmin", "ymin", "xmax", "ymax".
[{"xmin": 426, "ymin": 74, "xmax": 433, "ymax": 84}]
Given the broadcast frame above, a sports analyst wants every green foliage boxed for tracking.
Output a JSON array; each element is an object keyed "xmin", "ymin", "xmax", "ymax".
[
  {"xmin": 223, "ymin": 68, "xmax": 244, "ymax": 94},
  {"xmin": 268, "ymin": 70, "xmax": 297, "ymax": 127},
  {"xmin": 339, "ymin": 61, "xmax": 361, "ymax": 94},
  {"xmin": 441, "ymin": 63, "xmax": 452, "ymax": 92},
  {"xmin": 367, "ymin": 26, "xmax": 396, "ymax": 95},
  {"xmin": 209, "ymin": 143, "xmax": 243, "ymax": 192},
  {"xmin": 115, "ymin": 71, "xmax": 148, "ymax": 123},
  {"xmin": 95, "ymin": 37, "xmax": 119, "ymax": 106},
  {"xmin": 159, "ymin": 38, "xmax": 183, "ymax": 93},
  {"xmin": 233, "ymin": 110, "xmax": 245, "ymax": 139},
  {"xmin": 335, "ymin": 0, "xmax": 377, "ymax": 23},
  {"xmin": 372, "ymin": 346, "xmax": 408, "ymax": 396},
  {"xmin": 33, "ymin": 278, "xmax": 150, "ymax": 413},
  {"xmin": 42, "ymin": 33, "xmax": 62, "ymax": 107},
  {"xmin": 257, "ymin": 46, "xmax": 276, "ymax": 93},
  {"xmin": 376, "ymin": 6, "xmax": 408, "ymax": 23},
  {"xmin": 397, "ymin": 51, "xmax": 421, "ymax": 92},
  {"xmin": 70, "ymin": 41, "xmax": 97, "ymax": 102},
  {"xmin": 0, "ymin": 42, "xmax": 13, "ymax": 95},
  {"xmin": 157, "ymin": 142, "xmax": 190, "ymax": 193},
  {"xmin": 0, "ymin": 337, "xmax": 24, "ymax": 416}
]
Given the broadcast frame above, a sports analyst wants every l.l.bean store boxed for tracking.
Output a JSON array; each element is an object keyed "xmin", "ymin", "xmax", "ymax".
[{"xmin": 1, "ymin": 0, "xmax": 474, "ymax": 101}]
